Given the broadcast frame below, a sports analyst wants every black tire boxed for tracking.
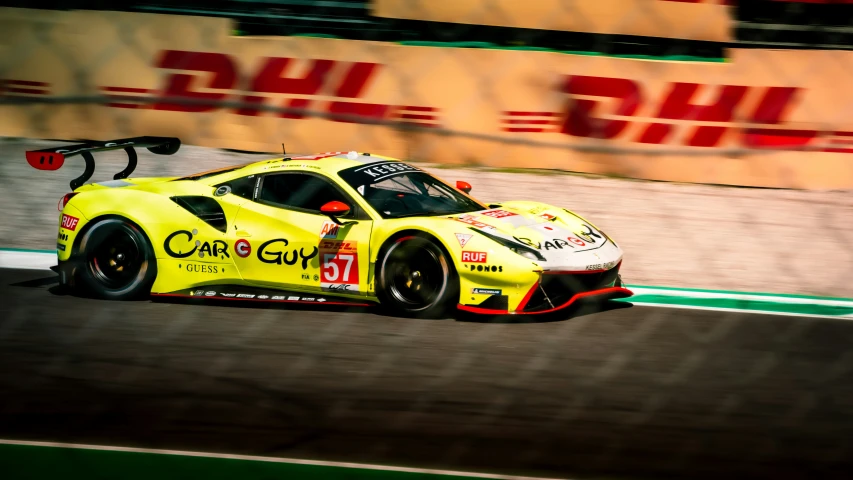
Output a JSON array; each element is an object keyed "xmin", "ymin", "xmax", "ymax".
[
  {"xmin": 376, "ymin": 235, "xmax": 458, "ymax": 318},
  {"xmin": 75, "ymin": 217, "xmax": 157, "ymax": 300}
]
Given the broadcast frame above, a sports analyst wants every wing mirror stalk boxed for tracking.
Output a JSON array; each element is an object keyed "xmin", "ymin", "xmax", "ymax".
[{"xmin": 320, "ymin": 201, "xmax": 357, "ymax": 226}]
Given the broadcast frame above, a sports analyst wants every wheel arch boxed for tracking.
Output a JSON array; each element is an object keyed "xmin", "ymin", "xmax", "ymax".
[
  {"xmin": 373, "ymin": 229, "xmax": 461, "ymax": 316},
  {"xmin": 70, "ymin": 213, "xmax": 156, "ymax": 261},
  {"xmin": 374, "ymin": 229, "xmax": 457, "ymax": 275}
]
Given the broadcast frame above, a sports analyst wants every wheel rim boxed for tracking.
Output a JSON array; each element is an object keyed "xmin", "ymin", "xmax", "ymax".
[
  {"xmin": 87, "ymin": 225, "xmax": 144, "ymax": 290},
  {"xmin": 386, "ymin": 241, "xmax": 446, "ymax": 310}
]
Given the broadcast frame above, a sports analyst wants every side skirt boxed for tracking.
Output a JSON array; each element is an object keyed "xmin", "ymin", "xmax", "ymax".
[{"xmin": 152, "ymin": 284, "xmax": 376, "ymax": 307}]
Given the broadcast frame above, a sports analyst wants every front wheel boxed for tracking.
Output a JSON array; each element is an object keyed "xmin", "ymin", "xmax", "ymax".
[
  {"xmin": 75, "ymin": 217, "xmax": 157, "ymax": 300},
  {"xmin": 376, "ymin": 235, "xmax": 458, "ymax": 318}
]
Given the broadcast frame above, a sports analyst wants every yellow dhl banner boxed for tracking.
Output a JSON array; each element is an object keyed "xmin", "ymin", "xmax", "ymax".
[
  {"xmin": 1, "ymin": 8, "xmax": 852, "ymax": 189},
  {"xmin": 371, "ymin": 0, "xmax": 732, "ymax": 42}
]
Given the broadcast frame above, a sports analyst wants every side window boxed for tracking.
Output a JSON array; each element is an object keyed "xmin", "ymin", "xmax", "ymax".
[
  {"xmin": 215, "ymin": 175, "xmax": 256, "ymax": 200},
  {"xmin": 259, "ymin": 173, "xmax": 354, "ymax": 215}
]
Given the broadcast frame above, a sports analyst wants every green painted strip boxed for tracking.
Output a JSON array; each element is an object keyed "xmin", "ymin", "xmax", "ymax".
[
  {"xmin": 0, "ymin": 443, "xmax": 547, "ymax": 480},
  {"xmin": 624, "ymin": 294, "xmax": 853, "ymax": 317},
  {"xmin": 0, "ymin": 247, "xmax": 54, "ymax": 254},
  {"xmin": 626, "ymin": 284, "xmax": 853, "ymax": 303}
]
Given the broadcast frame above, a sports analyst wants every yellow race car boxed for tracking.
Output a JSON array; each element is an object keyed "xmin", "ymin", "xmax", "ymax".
[{"xmin": 28, "ymin": 137, "xmax": 632, "ymax": 317}]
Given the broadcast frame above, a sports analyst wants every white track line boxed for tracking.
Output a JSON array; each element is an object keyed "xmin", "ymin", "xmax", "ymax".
[
  {"xmin": 0, "ymin": 439, "xmax": 565, "ymax": 480},
  {"xmin": 0, "ymin": 250, "xmax": 55, "ymax": 270},
  {"xmin": 630, "ymin": 302, "xmax": 853, "ymax": 320},
  {"xmin": 628, "ymin": 287, "xmax": 853, "ymax": 308}
]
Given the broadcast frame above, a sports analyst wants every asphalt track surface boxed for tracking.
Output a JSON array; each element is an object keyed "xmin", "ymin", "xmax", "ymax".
[{"xmin": 2, "ymin": 268, "xmax": 853, "ymax": 480}]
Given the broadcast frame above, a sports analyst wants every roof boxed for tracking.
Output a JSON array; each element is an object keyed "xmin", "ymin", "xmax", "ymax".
[{"xmin": 195, "ymin": 151, "xmax": 401, "ymax": 183}]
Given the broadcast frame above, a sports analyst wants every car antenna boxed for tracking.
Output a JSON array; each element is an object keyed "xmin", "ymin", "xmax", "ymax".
[{"xmin": 281, "ymin": 143, "xmax": 286, "ymax": 155}]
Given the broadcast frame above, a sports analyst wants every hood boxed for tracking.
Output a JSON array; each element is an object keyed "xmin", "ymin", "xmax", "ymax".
[{"xmin": 444, "ymin": 201, "xmax": 622, "ymax": 271}]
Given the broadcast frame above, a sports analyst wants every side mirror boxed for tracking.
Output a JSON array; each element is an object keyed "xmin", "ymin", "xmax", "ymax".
[
  {"xmin": 456, "ymin": 180, "xmax": 472, "ymax": 194},
  {"xmin": 320, "ymin": 201, "xmax": 351, "ymax": 225}
]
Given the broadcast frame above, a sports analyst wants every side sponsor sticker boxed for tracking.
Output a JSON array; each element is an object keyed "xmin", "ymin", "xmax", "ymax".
[
  {"xmin": 320, "ymin": 240, "xmax": 359, "ymax": 291},
  {"xmin": 472, "ymin": 288, "xmax": 502, "ymax": 295},
  {"xmin": 461, "ymin": 251, "xmax": 487, "ymax": 263},
  {"xmin": 481, "ymin": 209, "xmax": 517, "ymax": 219},
  {"xmin": 60, "ymin": 214, "xmax": 79, "ymax": 231},
  {"xmin": 455, "ymin": 233, "xmax": 472, "ymax": 248},
  {"xmin": 234, "ymin": 239, "xmax": 251, "ymax": 258},
  {"xmin": 456, "ymin": 215, "xmax": 493, "ymax": 229},
  {"xmin": 320, "ymin": 221, "xmax": 340, "ymax": 239}
]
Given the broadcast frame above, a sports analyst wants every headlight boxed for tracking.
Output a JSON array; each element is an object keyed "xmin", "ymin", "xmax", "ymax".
[
  {"xmin": 511, "ymin": 248, "xmax": 541, "ymax": 261},
  {"xmin": 469, "ymin": 228, "xmax": 546, "ymax": 262}
]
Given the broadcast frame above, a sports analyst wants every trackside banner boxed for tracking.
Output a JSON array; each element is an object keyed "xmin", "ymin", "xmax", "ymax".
[
  {"xmin": 2, "ymin": 8, "xmax": 853, "ymax": 189},
  {"xmin": 371, "ymin": 0, "xmax": 733, "ymax": 42}
]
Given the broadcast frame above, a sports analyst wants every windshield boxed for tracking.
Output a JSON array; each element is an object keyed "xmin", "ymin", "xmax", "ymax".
[{"xmin": 338, "ymin": 161, "xmax": 484, "ymax": 219}]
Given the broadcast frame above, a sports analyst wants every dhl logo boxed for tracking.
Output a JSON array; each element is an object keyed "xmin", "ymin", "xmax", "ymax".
[
  {"xmin": 101, "ymin": 50, "xmax": 440, "ymax": 127},
  {"xmin": 504, "ymin": 75, "xmax": 853, "ymax": 154},
  {"xmin": 319, "ymin": 240, "xmax": 357, "ymax": 252}
]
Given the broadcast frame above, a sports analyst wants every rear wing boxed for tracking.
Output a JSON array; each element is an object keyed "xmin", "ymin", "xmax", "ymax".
[{"xmin": 26, "ymin": 136, "xmax": 181, "ymax": 190}]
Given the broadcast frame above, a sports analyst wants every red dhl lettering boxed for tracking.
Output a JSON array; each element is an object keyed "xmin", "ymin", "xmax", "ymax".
[
  {"xmin": 101, "ymin": 50, "xmax": 438, "ymax": 127},
  {"xmin": 506, "ymin": 74, "xmax": 853, "ymax": 153}
]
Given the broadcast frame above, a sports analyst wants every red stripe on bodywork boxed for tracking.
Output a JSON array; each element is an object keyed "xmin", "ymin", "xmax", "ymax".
[{"xmin": 456, "ymin": 305, "xmax": 509, "ymax": 315}]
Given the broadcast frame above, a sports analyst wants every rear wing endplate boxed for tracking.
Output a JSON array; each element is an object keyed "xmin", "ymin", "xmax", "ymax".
[{"xmin": 26, "ymin": 136, "xmax": 181, "ymax": 190}]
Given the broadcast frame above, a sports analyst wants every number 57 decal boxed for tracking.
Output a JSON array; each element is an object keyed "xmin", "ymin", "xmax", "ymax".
[{"xmin": 321, "ymin": 252, "xmax": 360, "ymax": 291}]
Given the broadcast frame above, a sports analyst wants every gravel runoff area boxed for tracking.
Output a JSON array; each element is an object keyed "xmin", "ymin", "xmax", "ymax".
[{"xmin": 2, "ymin": 137, "xmax": 852, "ymax": 298}]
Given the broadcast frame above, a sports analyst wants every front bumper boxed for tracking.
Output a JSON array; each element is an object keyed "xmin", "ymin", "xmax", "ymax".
[{"xmin": 458, "ymin": 263, "xmax": 632, "ymax": 315}]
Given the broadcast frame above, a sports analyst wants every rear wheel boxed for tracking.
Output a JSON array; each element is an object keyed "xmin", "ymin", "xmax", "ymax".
[
  {"xmin": 76, "ymin": 217, "xmax": 157, "ymax": 300},
  {"xmin": 376, "ymin": 235, "xmax": 457, "ymax": 318}
]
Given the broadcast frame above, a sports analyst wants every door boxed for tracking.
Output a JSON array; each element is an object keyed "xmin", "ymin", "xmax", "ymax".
[{"xmin": 230, "ymin": 171, "xmax": 373, "ymax": 296}]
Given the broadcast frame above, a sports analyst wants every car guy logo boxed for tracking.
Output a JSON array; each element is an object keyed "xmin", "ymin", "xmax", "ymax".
[
  {"xmin": 257, "ymin": 239, "xmax": 318, "ymax": 269},
  {"xmin": 164, "ymin": 229, "xmax": 230, "ymax": 259},
  {"xmin": 234, "ymin": 239, "xmax": 251, "ymax": 258}
]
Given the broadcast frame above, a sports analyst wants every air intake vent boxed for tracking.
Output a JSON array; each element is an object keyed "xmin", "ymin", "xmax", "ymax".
[{"xmin": 170, "ymin": 196, "xmax": 227, "ymax": 233}]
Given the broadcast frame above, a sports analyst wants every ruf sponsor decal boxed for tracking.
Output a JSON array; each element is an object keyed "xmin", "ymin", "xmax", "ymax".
[
  {"xmin": 461, "ymin": 251, "xmax": 487, "ymax": 263},
  {"xmin": 60, "ymin": 214, "xmax": 79, "ymax": 231}
]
